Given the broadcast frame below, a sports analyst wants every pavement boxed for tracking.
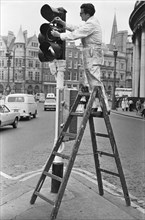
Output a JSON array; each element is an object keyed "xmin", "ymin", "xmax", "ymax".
[{"xmin": 1, "ymin": 109, "xmax": 145, "ymax": 220}]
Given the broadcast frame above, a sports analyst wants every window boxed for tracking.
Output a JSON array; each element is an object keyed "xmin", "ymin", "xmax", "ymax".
[
  {"xmin": 67, "ymin": 71, "xmax": 71, "ymax": 80},
  {"xmin": 74, "ymin": 61, "xmax": 78, "ymax": 69},
  {"xmin": 0, "ymin": 70, "xmax": 4, "ymax": 80},
  {"xmin": 28, "ymin": 71, "xmax": 33, "ymax": 80},
  {"xmin": 8, "ymin": 97, "xmax": 24, "ymax": 102},
  {"xmin": 102, "ymin": 71, "xmax": 106, "ymax": 78},
  {"xmin": 35, "ymin": 72, "xmax": 40, "ymax": 81},
  {"xmin": 73, "ymin": 71, "xmax": 77, "ymax": 81},
  {"xmin": 120, "ymin": 63, "xmax": 124, "ymax": 69},
  {"xmin": 35, "ymin": 61, "xmax": 40, "ymax": 68},
  {"xmin": 120, "ymin": 74, "xmax": 123, "ymax": 80},
  {"xmin": 108, "ymin": 61, "xmax": 112, "ymax": 66},
  {"xmin": 108, "ymin": 71, "xmax": 112, "ymax": 78},
  {"xmin": 28, "ymin": 60, "xmax": 33, "ymax": 68},
  {"xmin": 68, "ymin": 51, "xmax": 72, "ymax": 57},
  {"xmin": 0, "ymin": 60, "xmax": 4, "ymax": 67},
  {"xmin": 74, "ymin": 51, "xmax": 78, "ymax": 58},
  {"xmin": 68, "ymin": 60, "xmax": 72, "ymax": 69},
  {"xmin": 32, "ymin": 42, "xmax": 38, "ymax": 47}
]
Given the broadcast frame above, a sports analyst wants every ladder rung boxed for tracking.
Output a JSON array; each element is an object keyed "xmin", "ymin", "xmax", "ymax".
[
  {"xmin": 35, "ymin": 191, "xmax": 54, "ymax": 205},
  {"xmin": 43, "ymin": 171, "xmax": 63, "ymax": 182},
  {"xmin": 53, "ymin": 151, "xmax": 70, "ymax": 160},
  {"xmin": 78, "ymin": 91, "xmax": 90, "ymax": 96},
  {"xmin": 96, "ymin": 133, "xmax": 109, "ymax": 138},
  {"xmin": 71, "ymin": 112, "xmax": 84, "ymax": 117},
  {"xmin": 91, "ymin": 112, "xmax": 103, "ymax": 117},
  {"xmin": 62, "ymin": 132, "xmax": 77, "ymax": 139},
  {"xmin": 96, "ymin": 151, "xmax": 115, "ymax": 157},
  {"xmin": 98, "ymin": 168, "xmax": 120, "ymax": 177}
]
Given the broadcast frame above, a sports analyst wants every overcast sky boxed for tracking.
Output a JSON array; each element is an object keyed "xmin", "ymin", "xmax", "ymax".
[{"xmin": 1, "ymin": 0, "xmax": 136, "ymax": 44}]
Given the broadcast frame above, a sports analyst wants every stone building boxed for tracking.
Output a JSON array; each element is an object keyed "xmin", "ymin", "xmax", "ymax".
[
  {"xmin": 0, "ymin": 27, "xmax": 55, "ymax": 95},
  {"xmin": 129, "ymin": 1, "xmax": 145, "ymax": 97}
]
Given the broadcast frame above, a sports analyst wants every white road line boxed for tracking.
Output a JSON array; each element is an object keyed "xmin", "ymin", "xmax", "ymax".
[
  {"xmin": 20, "ymin": 171, "xmax": 42, "ymax": 182},
  {"xmin": 0, "ymin": 168, "xmax": 43, "ymax": 180}
]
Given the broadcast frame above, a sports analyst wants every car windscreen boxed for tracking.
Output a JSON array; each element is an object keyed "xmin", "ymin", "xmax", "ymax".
[{"xmin": 8, "ymin": 97, "xmax": 25, "ymax": 102}]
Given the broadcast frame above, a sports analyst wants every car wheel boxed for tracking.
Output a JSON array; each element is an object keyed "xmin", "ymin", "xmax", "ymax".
[
  {"xmin": 27, "ymin": 114, "xmax": 31, "ymax": 120},
  {"xmin": 13, "ymin": 118, "xmax": 18, "ymax": 128},
  {"xmin": 33, "ymin": 111, "xmax": 37, "ymax": 118}
]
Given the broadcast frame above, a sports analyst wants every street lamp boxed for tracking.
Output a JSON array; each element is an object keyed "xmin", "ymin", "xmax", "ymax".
[
  {"xmin": 6, "ymin": 50, "xmax": 12, "ymax": 94},
  {"xmin": 112, "ymin": 47, "xmax": 118, "ymax": 110}
]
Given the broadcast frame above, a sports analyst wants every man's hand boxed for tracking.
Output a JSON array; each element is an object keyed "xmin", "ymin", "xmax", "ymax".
[
  {"xmin": 51, "ymin": 30, "xmax": 60, "ymax": 38},
  {"xmin": 52, "ymin": 17, "xmax": 66, "ymax": 27}
]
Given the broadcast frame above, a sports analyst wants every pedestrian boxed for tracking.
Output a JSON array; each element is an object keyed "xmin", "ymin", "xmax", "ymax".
[
  {"xmin": 141, "ymin": 100, "xmax": 145, "ymax": 118},
  {"xmin": 51, "ymin": 3, "xmax": 110, "ymax": 112},
  {"xmin": 121, "ymin": 98, "xmax": 125, "ymax": 111},
  {"xmin": 129, "ymin": 99, "xmax": 133, "ymax": 111},
  {"xmin": 124, "ymin": 98, "xmax": 129, "ymax": 111},
  {"xmin": 136, "ymin": 99, "xmax": 141, "ymax": 114}
]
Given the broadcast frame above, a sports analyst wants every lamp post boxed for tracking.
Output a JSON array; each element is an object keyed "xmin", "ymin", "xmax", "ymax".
[
  {"xmin": 112, "ymin": 47, "xmax": 118, "ymax": 110},
  {"xmin": 6, "ymin": 50, "xmax": 12, "ymax": 95}
]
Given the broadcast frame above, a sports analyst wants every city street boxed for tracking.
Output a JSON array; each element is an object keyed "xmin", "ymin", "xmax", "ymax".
[{"xmin": 0, "ymin": 103, "xmax": 144, "ymax": 203}]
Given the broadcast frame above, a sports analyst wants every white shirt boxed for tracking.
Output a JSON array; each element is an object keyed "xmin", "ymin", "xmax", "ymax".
[{"xmin": 60, "ymin": 15, "xmax": 102, "ymax": 48}]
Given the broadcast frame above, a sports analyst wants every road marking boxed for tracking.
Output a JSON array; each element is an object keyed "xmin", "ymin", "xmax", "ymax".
[
  {"xmin": 0, "ymin": 168, "xmax": 43, "ymax": 180},
  {"xmin": 20, "ymin": 171, "xmax": 42, "ymax": 182}
]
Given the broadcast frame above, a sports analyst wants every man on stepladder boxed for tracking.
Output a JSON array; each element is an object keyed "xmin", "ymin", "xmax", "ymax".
[{"xmin": 51, "ymin": 3, "xmax": 110, "ymax": 112}]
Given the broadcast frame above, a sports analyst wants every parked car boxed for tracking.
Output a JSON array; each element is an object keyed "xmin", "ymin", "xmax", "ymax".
[
  {"xmin": 35, "ymin": 93, "xmax": 45, "ymax": 102},
  {"xmin": 5, "ymin": 94, "xmax": 38, "ymax": 120},
  {"xmin": 44, "ymin": 97, "xmax": 56, "ymax": 111},
  {"xmin": 0, "ymin": 104, "xmax": 20, "ymax": 128}
]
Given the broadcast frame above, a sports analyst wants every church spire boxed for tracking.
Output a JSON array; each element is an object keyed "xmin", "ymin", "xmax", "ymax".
[
  {"xmin": 15, "ymin": 25, "xmax": 25, "ymax": 44},
  {"xmin": 110, "ymin": 13, "xmax": 118, "ymax": 45}
]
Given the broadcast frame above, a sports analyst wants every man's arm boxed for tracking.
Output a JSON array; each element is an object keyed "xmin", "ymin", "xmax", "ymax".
[{"xmin": 51, "ymin": 21, "xmax": 95, "ymax": 41}]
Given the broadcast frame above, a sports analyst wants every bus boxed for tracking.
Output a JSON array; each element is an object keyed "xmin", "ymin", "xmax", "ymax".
[{"xmin": 115, "ymin": 88, "xmax": 132, "ymax": 97}]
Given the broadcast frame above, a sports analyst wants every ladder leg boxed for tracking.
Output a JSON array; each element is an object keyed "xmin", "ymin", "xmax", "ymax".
[
  {"xmin": 89, "ymin": 116, "xmax": 104, "ymax": 195},
  {"xmin": 99, "ymin": 88, "xmax": 130, "ymax": 206},
  {"xmin": 104, "ymin": 116, "xmax": 130, "ymax": 206},
  {"xmin": 51, "ymin": 89, "xmax": 98, "ymax": 219}
]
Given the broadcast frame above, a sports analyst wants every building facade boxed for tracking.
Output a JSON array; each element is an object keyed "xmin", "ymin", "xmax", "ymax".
[{"xmin": 129, "ymin": 1, "xmax": 145, "ymax": 97}]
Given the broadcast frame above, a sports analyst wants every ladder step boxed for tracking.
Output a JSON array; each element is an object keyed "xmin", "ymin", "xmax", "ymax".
[
  {"xmin": 53, "ymin": 151, "xmax": 70, "ymax": 160},
  {"xmin": 98, "ymin": 168, "xmax": 120, "ymax": 177},
  {"xmin": 96, "ymin": 133, "xmax": 109, "ymax": 138},
  {"xmin": 96, "ymin": 151, "xmax": 115, "ymax": 157},
  {"xmin": 91, "ymin": 112, "xmax": 103, "ymax": 117},
  {"xmin": 71, "ymin": 112, "xmax": 84, "ymax": 117},
  {"xmin": 43, "ymin": 171, "xmax": 63, "ymax": 182},
  {"xmin": 62, "ymin": 132, "xmax": 77, "ymax": 139},
  {"xmin": 78, "ymin": 91, "xmax": 90, "ymax": 96},
  {"xmin": 35, "ymin": 191, "xmax": 54, "ymax": 205}
]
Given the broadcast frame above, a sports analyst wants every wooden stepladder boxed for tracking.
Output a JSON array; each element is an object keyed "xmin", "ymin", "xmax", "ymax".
[{"xmin": 30, "ymin": 86, "xmax": 130, "ymax": 220}]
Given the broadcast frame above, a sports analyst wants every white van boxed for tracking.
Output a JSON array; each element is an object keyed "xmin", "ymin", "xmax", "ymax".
[{"xmin": 5, "ymin": 94, "xmax": 38, "ymax": 120}]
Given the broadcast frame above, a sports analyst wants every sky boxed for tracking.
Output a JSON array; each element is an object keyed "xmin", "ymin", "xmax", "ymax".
[{"xmin": 1, "ymin": 0, "xmax": 136, "ymax": 44}]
